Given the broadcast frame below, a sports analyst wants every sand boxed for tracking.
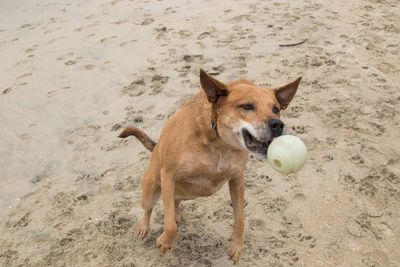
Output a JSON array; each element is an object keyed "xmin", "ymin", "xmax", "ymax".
[{"xmin": 1, "ymin": 0, "xmax": 399, "ymax": 266}]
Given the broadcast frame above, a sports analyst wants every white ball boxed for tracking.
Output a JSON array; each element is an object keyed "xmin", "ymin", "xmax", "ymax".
[{"xmin": 267, "ymin": 135, "xmax": 308, "ymax": 174}]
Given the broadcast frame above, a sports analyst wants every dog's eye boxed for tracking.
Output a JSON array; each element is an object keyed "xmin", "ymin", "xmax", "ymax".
[
  {"xmin": 272, "ymin": 106, "xmax": 280, "ymax": 114},
  {"xmin": 240, "ymin": 103, "xmax": 256, "ymax": 111}
]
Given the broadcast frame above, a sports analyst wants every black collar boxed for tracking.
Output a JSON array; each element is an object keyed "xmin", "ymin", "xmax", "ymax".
[{"xmin": 211, "ymin": 121, "xmax": 219, "ymax": 137}]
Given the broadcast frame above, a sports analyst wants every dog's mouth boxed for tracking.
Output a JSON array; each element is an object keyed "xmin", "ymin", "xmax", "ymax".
[{"xmin": 242, "ymin": 129, "xmax": 271, "ymax": 156}]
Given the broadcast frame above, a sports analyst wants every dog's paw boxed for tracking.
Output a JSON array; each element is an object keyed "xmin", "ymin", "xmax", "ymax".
[
  {"xmin": 227, "ymin": 241, "xmax": 243, "ymax": 264},
  {"xmin": 156, "ymin": 231, "xmax": 175, "ymax": 253},
  {"xmin": 138, "ymin": 222, "xmax": 149, "ymax": 239}
]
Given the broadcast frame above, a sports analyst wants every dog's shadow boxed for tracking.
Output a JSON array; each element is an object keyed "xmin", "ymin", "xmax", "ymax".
[{"xmin": 143, "ymin": 215, "xmax": 227, "ymax": 263}]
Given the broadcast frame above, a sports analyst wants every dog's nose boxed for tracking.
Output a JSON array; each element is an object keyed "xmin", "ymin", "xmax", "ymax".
[{"xmin": 268, "ymin": 119, "xmax": 284, "ymax": 136}]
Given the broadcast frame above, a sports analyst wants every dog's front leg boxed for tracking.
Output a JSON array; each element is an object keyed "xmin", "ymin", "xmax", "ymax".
[
  {"xmin": 156, "ymin": 169, "xmax": 177, "ymax": 253},
  {"xmin": 228, "ymin": 175, "xmax": 244, "ymax": 264}
]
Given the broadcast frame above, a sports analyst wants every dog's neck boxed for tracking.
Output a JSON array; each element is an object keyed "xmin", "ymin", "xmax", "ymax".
[
  {"xmin": 187, "ymin": 92, "xmax": 247, "ymax": 156},
  {"xmin": 210, "ymin": 103, "xmax": 219, "ymax": 137},
  {"xmin": 196, "ymin": 93, "xmax": 235, "ymax": 148},
  {"xmin": 190, "ymin": 93, "xmax": 221, "ymax": 142}
]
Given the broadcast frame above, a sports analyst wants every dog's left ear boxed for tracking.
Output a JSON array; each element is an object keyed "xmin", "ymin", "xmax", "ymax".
[
  {"xmin": 275, "ymin": 77, "xmax": 302, "ymax": 109},
  {"xmin": 200, "ymin": 69, "xmax": 229, "ymax": 103}
]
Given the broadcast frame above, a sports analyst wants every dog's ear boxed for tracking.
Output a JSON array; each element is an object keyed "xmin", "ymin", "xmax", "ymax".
[
  {"xmin": 275, "ymin": 77, "xmax": 302, "ymax": 109},
  {"xmin": 200, "ymin": 69, "xmax": 229, "ymax": 103}
]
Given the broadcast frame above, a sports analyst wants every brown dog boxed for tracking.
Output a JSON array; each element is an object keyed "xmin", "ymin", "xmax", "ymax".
[{"xmin": 119, "ymin": 70, "xmax": 301, "ymax": 263}]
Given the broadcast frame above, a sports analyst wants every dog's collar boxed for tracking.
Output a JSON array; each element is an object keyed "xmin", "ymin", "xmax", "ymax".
[
  {"xmin": 211, "ymin": 121, "xmax": 219, "ymax": 137},
  {"xmin": 210, "ymin": 99, "xmax": 221, "ymax": 138}
]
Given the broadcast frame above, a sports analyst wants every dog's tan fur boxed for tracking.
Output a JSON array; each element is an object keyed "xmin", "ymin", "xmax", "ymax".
[{"xmin": 120, "ymin": 70, "xmax": 301, "ymax": 263}]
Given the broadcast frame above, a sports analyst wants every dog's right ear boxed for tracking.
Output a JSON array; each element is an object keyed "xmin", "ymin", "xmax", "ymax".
[
  {"xmin": 200, "ymin": 69, "xmax": 229, "ymax": 103},
  {"xmin": 275, "ymin": 77, "xmax": 302, "ymax": 110}
]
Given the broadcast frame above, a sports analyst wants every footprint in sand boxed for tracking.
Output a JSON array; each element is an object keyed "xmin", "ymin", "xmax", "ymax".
[
  {"xmin": 282, "ymin": 193, "xmax": 307, "ymax": 218},
  {"xmin": 150, "ymin": 74, "xmax": 169, "ymax": 95},
  {"xmin": 85, "ymin": 14, "xmax": 95, "ymax": 20},
  {"xmin": 56, "ymin": 52, "xmax": 74, "ymax": 61},
  {"xmin": 6, "ymin": 212, "xmax": 31, "ymax": 228},
  {"xmin": 112, "ymin": 19, "xmax": 129, "ymax": 25},
  {"xmin": 65, "ymin": 60, "xmax": 76, "ymax": 66},
  {"xmin": 182, "ymin": 54, "xmax": 204, "ymax": 63},
  {"xmin": 290, "ymin": 125, "xmax": 308, "ymax": 135},
  {"xmin": 198, "ymin": 31, "xmax": 211, "ymax": 40},
  {"xmin": 122, "ymin": 78, "xmax": 146, "ymax": 97},
  {"xmin": 2, "ymin": 87, "xmax": 12, "ymax": 95},
  {"xmin": 155, "ymin": 26, "xmax": 167, "ymax": 33},
  {"xmin": 164, "ymin": 6, "xmax": 177, "ymax": 14},
  {"xmin": 177, "ymin": 55, "xmax": 212, "ymax": 74},
  {"xmin": 58, "ymin": 52, "xmax": 83, "ymax": 66},
  {"xmin": 350, "ymin": 153, "xmax": 364, "ymax": 164},
  {"xmin": 259, "ymin": 82, "xmax": 272, "ymax": 87},
  {"xmin": 47, "ymin": 90, "xmax": 57, "ymax": 97},
  {"xmin": 361, "ymin": 250, "xmax": 390, "ymax": 267},
  {"xmin": 43, "ymin": 26, "xmax": 64, "ymax": 35},
  {"xmin": 19, "ymin": 24, "xmax": 35, "ymax": 31},
  {"xmin": 262, "ymin": 197, "xmax": 288, "ymax": 213},
  {"xmin": 119, "ymin": 40, "xmax": 137, "ymax": 47},
  {"xmin": 100, "ymin": 35, "xmax": 117, "ymax": 44},
  {"xmin": 297, "ymin": 232, "xmax": 316, "ymax": 248},
  {"xmin": 323, "ymin": 155, "xmax": 334, "ymax": 162},
  {"xmin": 178, "ymin": 30, "xmax": 192, "ymax": 38},
  {"xmin": 154, "ymin": 25, "xmax": 170, "ymax": 41},
  {"xmin": 141, "ymin": 17, "xmax": 154, "ymax": 26},
  {"xmin": 85, "ymin": 33, "xmax": 96, "ymax": 38},
  {"xmin": 25, "ymin": 45, "xmax": 38, "ymax": 53},
  {"xmin": 48, "ymin": 17, "xmax": 67, "ymax": 24},
  {"xmin": 258, "ymin": 174, "xmax": 272, "ymax": 182},
  {"xmin": 19, "ymin": 23, "xmax": 32, "ymax": 29},
  {"xmin": 14, "ymin": 59, "xmax": 30, "ymax": 67},
  {"xmin": 84, "ymin": 65, "xmax": 95, "ymax": 70},
  {"xmin": 16, "ymin": 73, "xmax": 32, "ymax": 80},
  {"xmin": 48, "ymin": 36, "xmax": 67, "ymax": 44}
]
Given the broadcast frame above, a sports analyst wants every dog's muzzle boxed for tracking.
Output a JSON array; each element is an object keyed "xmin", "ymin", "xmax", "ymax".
[
  {"xmin": 268, "ymin": 119, "xmax": 284, "ymax": 137},
  {"xmin": 241, "ymin": 119, "xmax": 285, "ymax": 157},
  {"xmin": 242, "ymin": 129, "xmax": 271, "ymax": 156}
]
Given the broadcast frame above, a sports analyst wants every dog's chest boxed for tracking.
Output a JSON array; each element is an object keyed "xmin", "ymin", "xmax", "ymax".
[
  {"xmin": 182, "ymin": 150, "xmax": 241, "ymax": 176},
  {"xmin": 175, "ymin": 151, "xmax": 245, "ymax": 199}
]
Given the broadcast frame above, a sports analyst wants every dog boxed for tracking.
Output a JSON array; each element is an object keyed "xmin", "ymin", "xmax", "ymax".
[{"xmin": 119, "ymin": 69, "xmax": 301, "ymax": 263}]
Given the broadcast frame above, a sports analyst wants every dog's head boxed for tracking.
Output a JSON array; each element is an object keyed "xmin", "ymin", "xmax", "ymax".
[{"xmin": 200, "ymin": 69, "xmax": 301, "ymax": 158}]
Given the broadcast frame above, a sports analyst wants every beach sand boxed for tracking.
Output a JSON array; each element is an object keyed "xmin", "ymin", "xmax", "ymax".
[{"xmin": 1, "ymin": 0, "xmax": 399, "ymax": 266}]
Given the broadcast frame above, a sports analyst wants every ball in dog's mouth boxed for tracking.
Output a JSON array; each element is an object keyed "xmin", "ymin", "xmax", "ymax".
[{"xmin": 242, "ymin": 129, "xmax": 272, "ymax": 156}]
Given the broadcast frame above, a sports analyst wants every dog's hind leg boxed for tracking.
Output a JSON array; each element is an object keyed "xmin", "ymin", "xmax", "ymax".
[
  {"xmin": 156, "ymin": 169, "xmax": 177, "ymax": 253},
  {"xmin": 138, "ymin": 167, "xmax": 160, "ymax": 240}
]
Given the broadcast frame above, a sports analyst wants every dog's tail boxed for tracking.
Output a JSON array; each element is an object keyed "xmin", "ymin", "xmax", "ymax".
[{"xmin": 118, "ymin": 126, "xmax": 156, "ymax": 152}]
